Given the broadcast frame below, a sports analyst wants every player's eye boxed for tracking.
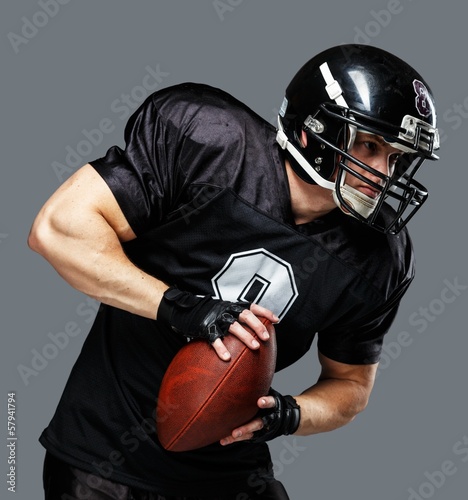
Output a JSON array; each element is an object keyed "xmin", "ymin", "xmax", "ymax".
[
  {"xmin": 363, "ymin": 141, "xmax": 378, "ymax": 152},
  {"xmin": 354, "ymin": 140, "xmax": 378, "ymax": 155},
  {"xmin": 389, "ymin": 153, "xmax": 401, "ymax": 165}
]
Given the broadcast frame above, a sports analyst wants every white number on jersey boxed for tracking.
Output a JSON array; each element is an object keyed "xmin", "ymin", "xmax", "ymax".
[{"xmin": 211, "ymin": 248, "xmax": 298, "ymax": 320}]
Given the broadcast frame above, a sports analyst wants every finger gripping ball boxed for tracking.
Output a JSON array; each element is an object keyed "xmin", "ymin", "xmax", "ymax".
[{"xmin": 156, "ymin": 318, "xmax": 277, "ymax": 452}]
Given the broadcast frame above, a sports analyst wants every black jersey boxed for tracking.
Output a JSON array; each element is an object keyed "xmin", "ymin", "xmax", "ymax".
[{"xmin": 39, "ymin": 83, "xmax": 414, "ymax": 496}]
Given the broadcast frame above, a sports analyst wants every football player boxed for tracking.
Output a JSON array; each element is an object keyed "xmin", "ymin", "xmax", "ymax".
[{"xmin": 30, "ymin": 44, "xmax": 439, "ymax": 499}]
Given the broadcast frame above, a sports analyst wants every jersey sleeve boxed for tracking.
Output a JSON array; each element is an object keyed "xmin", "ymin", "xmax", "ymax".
[
  {"xmin": 317, "ymin": 277, "xmax": 413, "ymax": 365},
  {"xmin": 90, "ymin": 95, "xmax": 178, "ymax": 236}
]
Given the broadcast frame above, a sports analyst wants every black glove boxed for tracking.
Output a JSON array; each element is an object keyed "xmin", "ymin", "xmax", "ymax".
[
  {"xmin": 250, "ymin": 388, "xmax": 301, "ymax": 443},
  {"xmin": 157, "ymin": 286, "xmax": 250, "ymax": 343}
]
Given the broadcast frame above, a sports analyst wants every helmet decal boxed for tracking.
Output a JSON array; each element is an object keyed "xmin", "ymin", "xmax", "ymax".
[{"xmin": 412, "ymin": 79, "xmax": 432, "ymax": 118}]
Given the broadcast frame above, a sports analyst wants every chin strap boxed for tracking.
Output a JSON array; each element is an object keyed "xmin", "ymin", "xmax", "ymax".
[
  {"xmin": 333, "ymin": 182, "xmax": 379, "ymax": 219},
  {"xmin": 276, "ymin": 118, "xmax": 335, "ymax": 190}
]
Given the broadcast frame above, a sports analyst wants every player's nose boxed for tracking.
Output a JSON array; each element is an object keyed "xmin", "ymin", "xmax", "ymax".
[{"xmin": 367, "ymin": 154, "xmax": 391, "ymax": 183}]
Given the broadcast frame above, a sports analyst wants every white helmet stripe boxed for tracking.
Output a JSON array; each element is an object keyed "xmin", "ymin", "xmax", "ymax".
[
  {"xmin": 320, "ymin": 62, "xmax": 357, "ymax": 149},
  {"xmin": 319, "ymin": 62, "xmax": 349, "ymax": 108}
]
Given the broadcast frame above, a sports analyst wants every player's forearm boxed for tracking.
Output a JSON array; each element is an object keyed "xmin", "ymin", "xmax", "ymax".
[
  {"xmin": 28, "ymin": 207, "xmax": 168, "ymax": 319},
  {"xmin": 294, "ymin": 377, "xmax": 370, "ymax": 436}
]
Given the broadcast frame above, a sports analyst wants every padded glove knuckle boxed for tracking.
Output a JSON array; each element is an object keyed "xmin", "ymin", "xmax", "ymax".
[{"xmin": 158, "ymin": 286, "xmax": 250, "ymax": 344}]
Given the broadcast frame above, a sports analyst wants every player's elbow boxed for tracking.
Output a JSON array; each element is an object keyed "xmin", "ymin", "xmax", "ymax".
[
  {"xmin": 28, "ymin": 216, "xmax": 45, "ymax": 255},
  {"xmin": 28, "ymin": 206, "xmax": 59, "ymax": 258},
  {"xmin": 347, "ymin": 400, "xmax": 368, "ymax": 423},
  {"xmin": 349, "ymin": 390, "xmax": 372, "ymax": 422}
]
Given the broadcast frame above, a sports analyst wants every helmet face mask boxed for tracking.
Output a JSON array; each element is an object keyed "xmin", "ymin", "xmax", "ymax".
[
  {"xmin": 276, "ymin": 44, "xmax": 440, "ymax": 234},
  {"xmin": 302, "ymin": 105, "xmax": 434, "ymax": 233},
  {"xmin": 332, "ymin": 146, "xmax": 428, "ymax": 234}
]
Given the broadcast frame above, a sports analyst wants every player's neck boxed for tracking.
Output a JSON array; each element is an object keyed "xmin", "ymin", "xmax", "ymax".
[{"xmin": 285, "ymin": 160, "xmax": 336, "ymax": 225}]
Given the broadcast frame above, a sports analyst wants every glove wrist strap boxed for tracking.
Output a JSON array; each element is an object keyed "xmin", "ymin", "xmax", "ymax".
[
  {"xmin": 282, "ymin": 395, "xmax": 301, "ymax": 435},
  {"xmin": 156, "ymin": 286, "xmax": 178, "ymax": 324}
]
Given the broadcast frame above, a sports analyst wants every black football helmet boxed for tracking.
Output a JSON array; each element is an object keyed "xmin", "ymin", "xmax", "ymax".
[{"xmin": 276, "ymin": 44, "xmax": 440, "ymax": 234}]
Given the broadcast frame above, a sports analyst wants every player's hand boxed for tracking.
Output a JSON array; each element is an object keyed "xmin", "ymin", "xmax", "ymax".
[
  {"xmin": 157, "ymin": 286, "xmax": 278, "ymax": 360},
  {"xmin": 220, "ymin": 389, "xmax": 301, "ymax": 445}
]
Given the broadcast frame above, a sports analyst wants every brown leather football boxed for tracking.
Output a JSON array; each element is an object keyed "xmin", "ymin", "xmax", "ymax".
[{"xmin": 156, "ymin": 318, "xmax": 276, "ymax": 452}]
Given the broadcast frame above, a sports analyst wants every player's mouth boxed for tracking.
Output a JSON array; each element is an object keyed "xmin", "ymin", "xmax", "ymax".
[{"xmin": 357, "ymin": 185, "xmax": 381, "ymax": 199}]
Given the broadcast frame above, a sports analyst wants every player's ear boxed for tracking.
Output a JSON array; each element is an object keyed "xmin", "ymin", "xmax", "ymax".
[{"xmin": 300, "ymin": 129, "xmax": 308, "ymax": 148}]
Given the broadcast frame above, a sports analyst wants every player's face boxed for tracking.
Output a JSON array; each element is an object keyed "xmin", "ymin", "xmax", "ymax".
[{"xmin": 344, "ymin": 131, "xmax": 403, "ymax": 198}]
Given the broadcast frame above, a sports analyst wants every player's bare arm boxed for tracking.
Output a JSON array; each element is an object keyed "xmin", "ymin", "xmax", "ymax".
[
  {"xmin": 28, "ymin": 163, "xmax": 167, "ymax": 317},
  {"xmin": 28, "ymin": 164, "xmax": 274, "ymax": 359},
  {"xmin": 220, "ymin": 352, "xmax": 377, "ymax": 444},
  {"xmin": 293, "ymin": 352, "xmax": 378, "ymax": 435}
]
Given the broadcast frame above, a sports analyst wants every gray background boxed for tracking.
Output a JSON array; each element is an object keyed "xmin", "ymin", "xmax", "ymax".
[{"xmin": 1, "ymin": 1, "xmax": 467, "ymax": 498}]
